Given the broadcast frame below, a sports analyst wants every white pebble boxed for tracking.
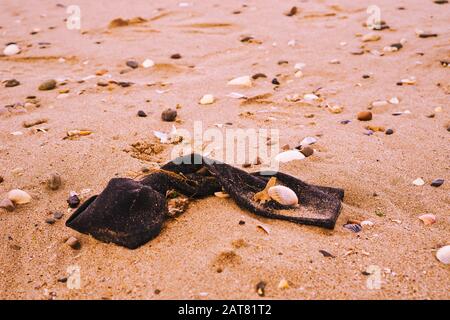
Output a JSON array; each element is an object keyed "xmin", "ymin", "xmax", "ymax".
[
  {"xmin": 142, "ymin": 59, "xmax": 155, "ymax": 68},
  {"xmin": 3, "ymin": 44, "xmax": 20, "ymax": 56},
  {"xmin": 199, "ymin": 94, "xmax": 215, "ymax": 105},
  {"xmin": 227, "ymin": 75, "xmax": 252, "ymax": 87},
  {"xmin": 412, "ymin": 178, "xmax": 425, "ymax": 186}
]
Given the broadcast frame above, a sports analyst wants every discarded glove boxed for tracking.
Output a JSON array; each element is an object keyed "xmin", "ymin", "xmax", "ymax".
[{"xmin": 66, "ymin": 153, "xmax": 344, "ymax": 249}]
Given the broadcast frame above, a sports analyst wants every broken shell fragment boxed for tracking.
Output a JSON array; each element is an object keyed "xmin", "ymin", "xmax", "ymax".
[
  {"xmin": 268, "ymin": 185, "xmax": 299, "ymax": 206},
  {"xmin": 214, "ymin": 191, "xmax": 230, "ymax": 198},
  {"xmin": 199, "ymin": 94, "xmax": 215, "ymax": 105},
  {"xmin": 418, "ymin": 214, "xmax": 436, "ymax": 225},
  {"xmin": 436, "ymin": 246, "xmax": 450, "ymax": 265},
  {"xmin": 7, "ymin": 189, "xmax": 31, "ymax": 204},
  {"xmin": 227, "ymin": 75, "xmax": 252, "ymax": 87},
  {"xmin": 275, "ymin": 150, "xmax": 305, "ymax": 163}
]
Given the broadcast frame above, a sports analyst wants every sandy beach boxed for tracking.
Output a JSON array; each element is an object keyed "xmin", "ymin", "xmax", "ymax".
[{"xmin": 0, "ymin": 0, "xmax": 449, "ymax": 300}]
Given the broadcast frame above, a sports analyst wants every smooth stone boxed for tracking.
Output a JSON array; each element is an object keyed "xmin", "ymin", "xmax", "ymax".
[
  {"xmin": 47, "ymin": 173, "xmax": 62, "ymax": 190},
  {"xmin": 199, "ymin": 94, "xmax": 215, "ymax": 105},
  {"xmin": 227, "ymin": 75, "xmax": 252, "ymax": 87},
  {"xmin": 67, "ymin": 195, "xmax": 80, "ymax": 208},
  {"xmin": 0, "ymin": 176, "xmax": 3, "ymax": 183},
  {"xmin": 5, "ymin": 79, "xmax": 20, "ymax": 87},
  {"xmin": 430, "ymin": 178, "xmax": 444, "ymax": 187},
  {"xmin": 53, "ymin": 211, "xmax": 64, "ymax": 219},
  {"xmin": 137, "ymin": 110, "xmax": 147, "ymax": 117},
  {"xmin": 300, "ymin": 146, "xmax": 314, "ymax": 157},
  {"xmin": 0, "ymin": 198, "xmax": 15, "ymax": 212},
  {"xmin": 45, "ymin": 217, "xmax": 56, "ymax": 225},
  {"xmin": 170, "ymin": 53, "xmax": 182, "ymax": 59},
  {"xmin": 142, "ymin": 59, "xmax": 154, "ymax": 68},
  {"xmin": 38, "ymin": 79, "xmax": 57, "ymax": 91},
  {"xmin": 357, "ymin": 111, "xmax": 373, "ymax": 121},
  {"xmin": 271, "ymin": 78, "xmax": 280, "ymax": 85},
  {"xmin": 252, "ymin": 73, "xmax": 267, "ymax": 79},
  {"xmin": 385, "ymin": 129, "xmax": 394, "ymax": 135},
  {"xmin": 126, "ymin": 60, "xmax": 139, "ymax": 69},
  {"xmin": 161, "ymin": 108, "xmax": 177, "ymax": 122},
  {"xmin": 66, "ymin": 236, "xmax": 81, "ymax": 250}
]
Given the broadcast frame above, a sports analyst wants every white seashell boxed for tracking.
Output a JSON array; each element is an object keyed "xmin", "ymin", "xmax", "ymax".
[
  {"xmin": 361, "ymin": 220, "xmax": 374, "ymax": 227},
  {"xmin": 418, "ymin": 214, "xmax": 436, "ymax": 225},
  {"xmin": 436, "ymin": 245, "xmax": 450, "ymax": 265},
  {"xmin": 413, "ymin": 178, "xmax": 425, "ymax": 186},
  {"xmin": 300, "ymin": 136, "xmax": 317, "ymax": 147},
  {"xmin": 294, "ymin": 62, "xmax": 306, "ymax": 70},
  {"xmin": 214, "ymin": 191, "xmax": 230, "ymax": 198},
  {"xmin": 142, "ymin": 59, "xmax": 155, "ymax": 68},
  {"xmin": 303, "ymin": 93, "xmax": 319, "ymax": 101},
  {"xmin": 3, "ymin": 44, "xmax": 20, "ymax": 56},
  {"xmin": 389, "ymin": 97, "xmax": 399, "ymax": 104},
  {"xmin": 227, "ymin": 75, "xmax": 252, "ymax": 87},
  {"xmin": 7, "ymin": 189, "xmax": 31, "ymax": 204},
  {"xmin": 227, "ymin": 92, "xmax": 246, "ymax": 99},
  {"xmin": 199, "ymin": 94, "xmax": 215, "ymax": 105},
  {"xmin": 268, "ymin": 185, "xmax": 299, "ymax": 206},
  {"xmin": 275, "ymin": 150, "xmax": 305, "ymax": 163},
  {"xmin": 362, "ymin": 32, "xmax": 381, "ymax": 42}
]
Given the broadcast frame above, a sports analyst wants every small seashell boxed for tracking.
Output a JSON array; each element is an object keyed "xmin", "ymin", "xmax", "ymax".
[
  {"xmin": 0, "ymin": 198, "xmax": 15, "ymax": 212},
  {"xmin": 418, "ymin": 214, "xmax": 436, "ymax": 225},
  {"xmin": 256, "ymin": 224, "xmax": 270, "ymax": 235},
  {"xmin": 412, "ymin": 178, "xmax": 425, "ymax": 186},
  {"xmin": 278, "ymin": 279, "xmax": 290, "ymax": 290},
  {"xmin": 303, "ymin": 93, "xmax": 319, "ymax": 101},
  {"xmin": 268, "ymin": 186, "xmax": 299, "ymax": 206},
  {"xmin": 294, "ymin": 70, "xmax": 303, "ymax": 78},
  {"xmin": 227, "ymin": 75, "xmax": 252, "ymax": 87},
  {"xmin": 142, "ymin": 59, "xmax": 155, "ymax": 68},
  {"xmin": 275, "ymin": 150, "xmax": 305, "ymax": 163},
  {"xmin": 300, "ymin": 136, "xmax": 317, "ymax": 147},
  {"xmin": 7, "ymin": 189, "xmax": 32, "ymax": 204},
  {"xmin": 199, "ymin": 94, "xmax": 215, "ymax": 105},
  {"xmin": 3, "ymin": 44, "xmax": 20, "ymax": 56},
  {"xmin": 294, "ymin": 62, "xmax": 306, "ymax": 70},
  {"xmin": 436, "ymin": 245, "xmax": 450, "ymax": 265},
  {"xmin": 214, "ymin": 191, "xmax": 230, "ymax": 198},
  {"xmin": 389, "ymin": 97, "xmax": 399, "ymax": 104}
]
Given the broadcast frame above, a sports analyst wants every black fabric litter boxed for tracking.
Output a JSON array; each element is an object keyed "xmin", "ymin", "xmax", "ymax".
[{"xmin": 66, "ymin": 153, "xmax": 344, "ymax": 249}]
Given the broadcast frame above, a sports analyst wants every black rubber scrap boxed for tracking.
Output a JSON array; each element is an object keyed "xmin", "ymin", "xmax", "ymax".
[{"xmin": 66, "ymin": 154, "xmax": 344, "ymax": 249}]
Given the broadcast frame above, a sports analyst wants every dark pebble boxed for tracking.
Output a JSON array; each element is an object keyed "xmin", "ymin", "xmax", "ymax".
[
  {"xmin": 170, "ymin": 53, "xmax": 182, "ymax": 59},
  {"xmin": 53, "ymin": 211, "xmax": 64, "ymax": 219},
  {"xmin": 357, "ymin": 111, "xmax": 372, "ymax": 121},
  {"xmin": 118, "ymin": 81, "xmax": 133, "ymax": 88},
  {"xmin": 38, "ymin": 79, "xmax": 57, "ymax": 91},
  {"xmin": 67, "ymin": 195, "xmax": 80, "ymax": 208},
  {"xmin": 362, "ymin": 74, "xmax": 370, "ymax": 79},
  {"xmin": 391, "ymin": 43, "xmax": 403, "ymax": 50},
  {"xmin": 252, "ymin": 73, "xmax": 267, "ymax": 80},
  {"xmin": 271, "ymin": 78, "xmax": 280, "ymax": 85},
  {"xmin": 240, "ymin": 36, "xmax": 254, "ymax": 43},
  {"xmin": 242, "ymin": 163, "xmax": 252, "ymax": 168},
  {"xmin": 419, "ymin": 33, "xmax": 438, "ymax": 38},
  {"xmin": 137, "ymin": 110, "xmax": 147, "ymax": 117},
  {"xmin": 434, "ymin": 0, "xmax": 448, "ymax": 4},
  {"xmin": 57, "ymin": 277, "xmax": 68, "ymax": 283},
  {"xmin": 161, "ymin": 108, "xmax": 177, "ymax": 122},
  {"xmin": 238, "ymin": 220, "xmax": 245, "ymax": 225},
  {"xmin": 285, "ymin": 6, "xmax": 298, "ymax": 16},
  {"xmin": 0, "ymin": 176, "xmax": 3, "ymax": 183},
  {"xmin": 340, "ymin": 120, "xmax": 351, "ymax": 125},
  {"xmin": 5, "ymin": 79, "xmax": 20, "ymax": 87},
  {"xmin": 45, "ymin": 217, "xmax": 56, "ymax": 225},
  {"xmin": 126, "ymin": 60, "xmax": 139, "ymax": 69},
  {"xmin": 154, "ymin": 289, "xmax": 161, "ymax": 295},
  {"xmin": 440, "ymin": 60, "xmax": 449, "ymax": 67},
  {"xmin": 319, "ymin": 250, "xmax": 335, "ymax": 258},
  {"xmin": 431, "ymin": 178, "xmax": 444, "ymax": 187},
  {"xmin": 256, "ymin": 281, "xmax": 266, "ymax": 297},
  {"xmin": 300, "ymin": 146, "xmax": 314, "ymax": 157},
  {"xmin": 385, "ymin": 129, "xmax": 394, "ymax": 135},
  {"xmin": 0, "ymin": 198, "xmax": 15, "ymax": 212}
]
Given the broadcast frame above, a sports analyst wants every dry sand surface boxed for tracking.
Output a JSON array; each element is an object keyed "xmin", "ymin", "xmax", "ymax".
[{"xmin": 0, "ymin": 0, "xmax": 449, "ymax": 300}]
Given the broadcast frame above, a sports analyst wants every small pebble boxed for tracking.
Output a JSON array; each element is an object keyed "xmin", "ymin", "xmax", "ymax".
[
  {"xmin": 385, "ymin": 129, "xmax": 394, "ymax": 135},
  {"xmin": 271, "ymin": 78, "xmax": 280, "ymax": 85},
  {"xmin": 126, "ymin": 60, "xmax": 139, "ymax": 69},
  {"xmin": 412, "ymin": 178, "xmax": 425, "ymax": 186},
  {"xmin": 238, "ymin": 220, "xmax": 245, "ymax": 225},
  {"xmin": 227, "ymin": 75, "xmax": 252, "ymax": 87},
  {"xmin": 137, "ymin": 110, "xmax": 147, "ymax": 117},
  {"xmin": 67, "ymin": 194, "xmax": 80, "ymax": 208},
  {"xmin": 142, "ymin": 59, "xmax": 154, "ymax": 68},
  {"xmin": 252, "ymin": 73, "xmax": 267, "ymax": 80},
  {"xmin": 285, "ymin": 6, "xmax": 298, "ymax": 16},
  {"xmin": 357, "ymin": 111, "xmax": 372, "ymax": 121},
  {"xmin": 362, "ymin": 74, "xmax": 370, "ymax": 79},
  {"xmin": 0, "ymin": 176, "xmax": 3, "ymax": 183},
  {"xmin": 300, "ymin": 146, "xmax": 314, "ymax": 157},
  {"xmin": 53, "ymin": 211, "xmax": 64, "ymax": 219},
  {"xmin": 5, "ymin": 79, "xmax": 20, "ymax": 87},
  {"xmin": 66, "ymin": 236, "xmax": 81, "ymax": 250},
  {"xmin": 430, "ymin": 178, "xmax": 444, "ymax": 187},
  {"xmin": 199, "ymin": 94, "xmax": 215, "ymax": 105},
  {"xmin": 38, "ymin": 79, "xmax": 57, "ymax": 91},
  {"xmin": 47, "ymin": 173, "xmax": 62, "ymax": 190},
  {"xmin": 0, "ymin": 198, "xmax": 15, "ymax": 212},
  {"xmin": 45, "ymin": 217, "xmax": 56, "ymax": 225},
  {"xmin": 170, "ymin": 53, "xmax": 182, "ymax": 59},
  {"xmin": 256, "ymin": 281, "xmax": 266, "ymax": 297},
  {"xmin": 3, "ymin": 43, "xmax": 20, "ymax": 56},
  {"xmin": 161, "ymin": 108, "xmax": 177, "ymax": 122}
]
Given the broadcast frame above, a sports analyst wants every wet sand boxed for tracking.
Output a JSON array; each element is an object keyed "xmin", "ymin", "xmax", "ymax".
[{"xmin": 0, "ymin": 0, "xmax": 449, "ymax": 299}]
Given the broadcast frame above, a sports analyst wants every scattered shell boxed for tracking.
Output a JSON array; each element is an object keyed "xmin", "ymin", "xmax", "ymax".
[
  {"xmin": 303, "ymin": 93, "xmax": 319, "ymax": 101},
  {"xmin": 400, "ymin": 77, "xmax": 416, "ymax": 85},
  {"xmin": 389, "ymin": 97, "xmax": 400, "ymax": 104},
  {"xmin": 275, "ymin": 150, "xmax": 305, "ymax": 163},
  {"xmin": 418, "ymin": 214, "xmax": 436, "ymax": 225},
  {"xmin": 214, "ymin": 191, "xmax": 230, "ymax": 198},
  {"xmin": 300, "ymin": 136, "xmax": 317, "ymax": 147},
  {"xmin": 256, "ymin": 224, "xmax": 271, "ymax": 235},
  {"xmin": 278, "ymin": 279, "xmax": 290, "ymax": 290},
  {"xmin": 268, "ymin": 186, "xmax": 299, "ymax": 206},
  {"xmin": 38, "ymin": 79, "xmax": 57, "ymax": 91},
  {"xmin": 361, "ymin": 220, "xmax": 374, "ymax": 227},
  {"xmin": 142, "ymin": 59, "xmax": 155, "ymax": 68},
  {"xmin": 436, "ymin": 246, "xmax": 450, "ymax": 265},
  {"xmin": 0, "ymin": 198, "xmax": 15, "ymax": 212},
  {"xmin": 300, "ymin": 146, "xmax": 314, "ymax": 157},
  {"xmin": 412, "ymin": 178, "xmax": 425, "ymax": 186},
  {"xmin": 3, "ymin": 44, "xmax": 20, "ymax": 56},
  {"xmin": 327, "ymin": 105, "xmax": 343, "ymax": 114},
  {"xmin": 66, "ymin": 236, "xmax": 81, "ymax": 250},
  {"xmin": 227, "ymin": 75, "xmax": 252, "ymax": 87},
  {"xmin": 343, "ymin": 223, "xmax": 362, "ymax": 233},
  {"xmin": 161, "ymin": 108, "xmax": 177, "ymax": 122},
  {"xmin": 357, "ymin": 111, "xmax": 372, "ymax": 121},
  {"xmin": 362, "ymin": 32, "xmax": 381, "ymax": 42},
  {"xmin": 47, "ymin": 173, "xmax": 62, "ymax": 190},
  {"xmin": 430, "ymin": 178, "xmax": 444, "ymax": 187},
  {"xmin": 7, "ymin": 189, "xmax": 31, "ymax": 204},
  {"xmin": 199, "ymin": 94, "xmax": 215, "ymax": 105}
]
